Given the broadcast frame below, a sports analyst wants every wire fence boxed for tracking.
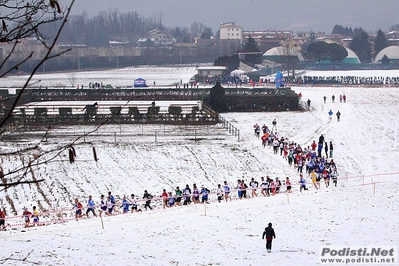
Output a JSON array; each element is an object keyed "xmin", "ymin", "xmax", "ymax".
[
  {"xmin": 2, "ymin": 176, "xmax": 397, "ymax": 230},
  {"xmin": 1, "ymin": 124, "xmax": 234, "ymax": 145}
]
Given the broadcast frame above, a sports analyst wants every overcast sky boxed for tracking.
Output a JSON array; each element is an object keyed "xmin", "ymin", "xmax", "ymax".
[{"xmin": 71, "ymin": 0, "xmax": 398, "ymax": 34}]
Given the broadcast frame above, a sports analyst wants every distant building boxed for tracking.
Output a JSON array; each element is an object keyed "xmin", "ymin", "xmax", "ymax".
[
  {"xmin": 262, "ymin": 46, "xmax": 304, "ymax": 63},
  {"xmin": 387, "ymin": 31, "xmax": 399, "ymax": 46},
  {"xmin": 243, "ymin": 30, "xmax": 295, "ymax": 53},
  {"xmin": 148, "ymin": 29, "xmax": 168, "ymax": 46},
  {"xmin": 296, "ymin": 31, "xmax": 325, "ymax": 39},
  {"xmin": 280, "ymin": 39, "xmax": 304, "ymax": 52},
  {"xmin": 109, "ymin": 40, "xmax": 130, "ymax": 47},
  {"xmin": 196, "ymin": 66, "xmax": 228, "ymax": 77},
  {"xmin": 374, "ymin": 46, "xmax": 399, "ymax": 64},
  {"xmin": 341, "ymin": 38, "xmax": 353, "ymax": 48},
  {"xmin": 244, "ymin": 30, "xmax": 293, "ymax": 41},
  {"xmin": 196, "ymin": 39, "xmax": 241, "ymax": 62},
  {"xmin": 219, "ymin": 22, "xmax": 243, "ymax": 42},
  {"xmin": 173, "ymin": 42, "xmax": 197, "ymax": 64},
  {"xmin": 387, "ymin": 31, "xmax": 399, "ymax": 39},
  {"xmin": 342, "ymin": 47, "xmax": 361, "ymax": 64}
]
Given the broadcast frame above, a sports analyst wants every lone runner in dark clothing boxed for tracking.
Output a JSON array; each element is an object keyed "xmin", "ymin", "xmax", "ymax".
[
  {"xmin": 336, "ymin": 111, "xmax": 341, "ymax": 122},
  {"xmin": 262, "ymin": 223, "xmax": 276, "ymax": 253}
]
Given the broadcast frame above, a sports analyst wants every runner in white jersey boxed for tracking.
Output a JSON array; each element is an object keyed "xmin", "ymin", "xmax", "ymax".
[
  {"xmin": 223, "ymin": 181, "xmax": 230, "ymax": 202},
  {"xmin": 106, "ymin": 197, "xmax": 114, "ymax": 215},
  {"xmin": 216, "ymin": 184, "xmax": 223, "ymax": 202},
  {"xmin": 261, "ymin": 176, "xmax": 270, "ymax": 197},
  {"xmin": 249, "ymin": 178, "xmax": 259, "ymax": 198},
  {"xmin": 99, "ymin": 194, "xmax": 107, "ymax": 217},
  {"xmin": 130, "ymin": 194, "xmax": 138, "ymax": 213}
]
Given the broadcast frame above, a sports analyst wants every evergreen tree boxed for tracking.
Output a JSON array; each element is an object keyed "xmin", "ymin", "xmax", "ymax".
[
  {"xmin": 209, "ymin": 81, "xmax": 227, "ymax": 112},
  {"xmin": 304, "ymin": 41, "xmax": 329, "ymax": 63},
  {"xmin": 215, "ymin": 29, "xmax": 220, "ymax": 39},
  {"xmin": 381, "ymin": 55, "xmax": 390, "ymax": 65},
  {"xmin": 214, "ymin": 54, "xmax": 240, "ymax": 72},
  {"xmin": 242, "ymin": 36, "xmax": 262, "ymax": 64},
  {"xmin": 327, "ymin": 43, "xmax": 348, "ymax": 62},
  {"xmin": 309, "ymin": 30, "xmax": 316, "ymax": 43},
  {"xmin": 200, "ymin": 27, "xmax": 213, "ymax": 39},
  {"xmin": 350, "ymin": 29, "xmax": 372, "ymax": 63},
  {"xmin": 331, "ymin": 25, "xmax": 353, "ymax": 36},
  {"xmin": 332, "ymin": 24, "xmax": 344, "ymax": 35},
  {"xmin": 173, "ymin": 27, "xmax": 182, "ymax": 42},
  {"xmin": 374, "ymin": 29, "xmax": 389, "ymax": 57}
]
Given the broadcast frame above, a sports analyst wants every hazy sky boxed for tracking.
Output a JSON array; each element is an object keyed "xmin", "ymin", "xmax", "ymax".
[{"xmin": 71, "ymin": 0, "xmax": 398, "ymax": 34}]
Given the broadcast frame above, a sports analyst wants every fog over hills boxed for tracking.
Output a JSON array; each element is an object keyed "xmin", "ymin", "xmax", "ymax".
[{"xmin": 73, "ymin": 0, "xmax": 398, "ymax": 33}]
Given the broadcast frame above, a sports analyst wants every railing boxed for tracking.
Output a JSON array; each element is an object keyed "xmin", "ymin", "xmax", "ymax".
[{"xmin": 218, "ymin": 115, "xmax": 240, "ymax": 141}]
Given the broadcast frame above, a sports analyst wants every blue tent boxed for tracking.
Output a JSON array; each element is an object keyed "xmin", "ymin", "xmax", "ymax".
[
  {"xmin": 275, "ymin": 71, "xmax": 284, "ymax": 88},
  {"xmin": 134, "ymin": 78, "xmax": 147, "ymax": 88}
]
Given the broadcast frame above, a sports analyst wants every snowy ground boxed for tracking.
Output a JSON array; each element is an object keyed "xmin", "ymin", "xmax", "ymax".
[
  {"xmin": 0, "ymin": 68, "xmax": 399, "ymax": 265},
  {"xmin": 0, "ymin": 65, "xmax": 199, "ymax": 89}
]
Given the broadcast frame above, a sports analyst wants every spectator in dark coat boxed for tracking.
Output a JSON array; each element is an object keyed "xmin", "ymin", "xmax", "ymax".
[
  {"xmin": 336, "ymin": 111, "xmax": 341, "ymax": 122},
  {"xmin": 262, "ymin": 222, "xmax": 276, "ymax": 252},
  {"xmin": 324, "ymin": 142, "xmax": 328, "ymax": 158}
]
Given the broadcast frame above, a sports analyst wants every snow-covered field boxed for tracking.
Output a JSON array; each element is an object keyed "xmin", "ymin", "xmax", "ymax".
[
  {"xmin": 0, "ymin": 65, "xmax": 199, "ymax": 89},
  {"xmin": 0, "ymin": 68, "xmax": 399, "ymax": 265}
]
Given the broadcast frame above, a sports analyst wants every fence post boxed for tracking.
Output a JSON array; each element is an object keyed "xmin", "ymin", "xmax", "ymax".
[
  {"xmin": 114, "ymin": 132, "xmax": 116, "ymax": 143},
  {"xmin": 84, "ymin": 132, "xmax": 86, "ymax": 143},
  {"xmin": 238, "ymin": 129, "xmax": 240, "ymax": 141},
  {"xmin": 195, "ymin": 130, "xmax": 197, "ymax": 141},
  {"xmin": 155, "ymin": 131, "xmax": 157, "ymax": 143}
]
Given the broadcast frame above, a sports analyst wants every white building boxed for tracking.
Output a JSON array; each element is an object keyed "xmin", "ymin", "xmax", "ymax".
[
  {"xmin": 219, "ymin": 22, "xmax": 243, "ymax": 42},
  {"xmin": 196, "ymin": 66, "xmax": 228, "ymax": 77}
]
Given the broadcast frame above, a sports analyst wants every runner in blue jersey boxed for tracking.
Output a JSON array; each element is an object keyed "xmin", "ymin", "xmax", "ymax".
[
  {"xmin": 120, "ymin": 196, "xmax": 130, "ymax": 214},
  {"xmin": 86, "ymin": 195, "xmax": 97, "ymax": 218},
  {"xmin": 200, "ymin": 185, "xmax": 210, "ymax": 204}
]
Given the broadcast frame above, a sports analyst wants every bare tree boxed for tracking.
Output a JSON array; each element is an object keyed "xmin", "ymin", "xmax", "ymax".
[
  {"xmin": 0, "ymin": 0, "xmax": 64, "ymax": 43},
  {"xmin": 274, "ymin": 46, "xmax": 301, "ymax": 79},
  {"xmin": 68, "ymin": 73, "xmax": 77, "ymax": 87},
  {"xmin": 0, "ymin": 0, "xmax": 76, "ymax": 190}
]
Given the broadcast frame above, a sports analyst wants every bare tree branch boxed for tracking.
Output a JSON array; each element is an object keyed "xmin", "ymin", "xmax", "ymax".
[{"xmin": 0, "ymin": 1, "xmax": 75, "ymax": 130}]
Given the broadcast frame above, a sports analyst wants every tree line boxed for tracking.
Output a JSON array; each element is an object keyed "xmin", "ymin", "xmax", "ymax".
[
  {"xmin": 38, "ymin": 10, "xmax": 396, "ymax": 65},
  {"xmin": 39, "ymin": 10, "xmax": 213, "ymax": 47}
]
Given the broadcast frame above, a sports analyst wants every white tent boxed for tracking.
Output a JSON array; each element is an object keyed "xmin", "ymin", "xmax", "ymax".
[{"xmin": 230, "ymin": 69, "xmax": 245, "ymax": 76}]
